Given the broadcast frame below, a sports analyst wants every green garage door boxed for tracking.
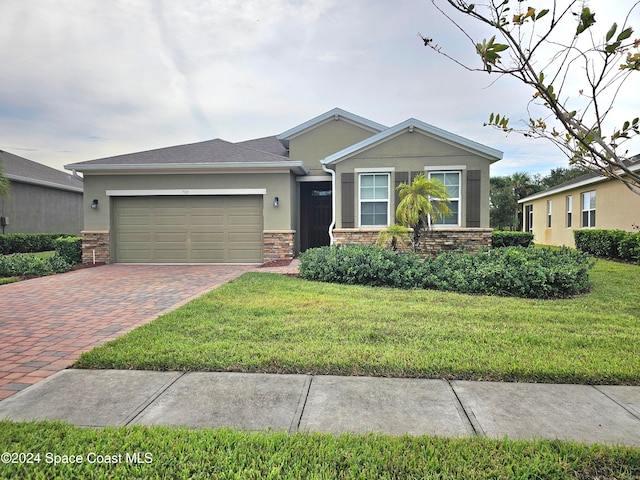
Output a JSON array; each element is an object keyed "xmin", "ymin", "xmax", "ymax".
[{"xmin": 114, "ymin": 196, "xmax": 263, "ymax": 263}]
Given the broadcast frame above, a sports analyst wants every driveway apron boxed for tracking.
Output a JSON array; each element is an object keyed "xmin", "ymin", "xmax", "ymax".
[{"xmin": 0, "ymin": 264, "xmax": 253, "ymax": 400}]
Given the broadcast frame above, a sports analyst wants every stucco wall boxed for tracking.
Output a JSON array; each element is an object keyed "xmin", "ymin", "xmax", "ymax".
[
  {"xmin": 523, "ymin": 177, "xmax": 640, "ymax": 247},
  {"xmin": 332, "ymin": 130, "xmax": 492, "ymax": 228},
  {"xmin": 288, "ymin": 119, "xmax": 378, "ymax": 174},
  {"xmin": 82, "ymin": 172, "xmax": 294, "ymax": 233},
  {"xmin": 0, "ymin": 181, "xmax": 83, "ymax": 234}
]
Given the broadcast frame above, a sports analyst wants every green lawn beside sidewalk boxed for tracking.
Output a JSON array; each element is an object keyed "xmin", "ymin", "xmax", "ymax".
[{"xmin": 74, "ymin": 259, "xmax": 640, "ymax": 385}]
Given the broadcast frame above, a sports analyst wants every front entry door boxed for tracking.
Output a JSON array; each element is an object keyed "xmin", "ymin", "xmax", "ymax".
[{"xmin": 300, "ymin": 182, "xmax": 332, "ymax": 252}]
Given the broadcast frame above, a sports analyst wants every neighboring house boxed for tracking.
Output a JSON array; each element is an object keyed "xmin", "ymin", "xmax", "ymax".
[
  {"xmin": 0, "ymin": 150, "xmax": 83, "ymax": 235},
  {"xmin": 65, "ymin": 108, "xmax": 503, "ymax": 264},
  {"xmin": 518, "ymin": 158, "xmax": 640, "ymax": 247}
]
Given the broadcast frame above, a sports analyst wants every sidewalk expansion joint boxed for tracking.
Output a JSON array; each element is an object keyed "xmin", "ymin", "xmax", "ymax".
[
  {"xmin": 594, "ymin": 386, "xmax": 640, "ymax": 421},
  {"xmin": 124, "ymin": 372, "xmax": 186, "ymax": 426},
  {"xmin": 292, "ymin": 375, "xmax": 313, "ymax": 433},
  {"xmin": 446, "ymin": 380, "xmax": 485, "ymax": 437}
]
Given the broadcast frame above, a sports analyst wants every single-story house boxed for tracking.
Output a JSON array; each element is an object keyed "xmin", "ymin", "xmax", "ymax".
[
  {"xmin": 518, "ymin": 158, "xmax": 640, "ymax": 247},
  {"xmin": 0, "ymin": 149, "xmax": 83, "ymax": 235},
  {"xmin": 65, "ymin": 108, "xmax": 503, "ymax": 264}
]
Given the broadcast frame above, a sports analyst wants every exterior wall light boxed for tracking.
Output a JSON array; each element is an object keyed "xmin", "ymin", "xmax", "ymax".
[
  {"xmin": 91, "ymin": 199, "xmax": 99, "ymax": 209},
  {"xmin": 273, "ymin": 196, "xmax": 279, "ymax": 207}
]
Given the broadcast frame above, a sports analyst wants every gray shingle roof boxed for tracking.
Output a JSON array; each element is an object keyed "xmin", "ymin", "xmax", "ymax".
[
  {"xmin": 236, "ymin": 136, "xmax": 288, "ymax": 157},
  {"xmin": 67, "ymin": 138, "xmax": 290, "ymax": 167},
  {"xmin": 0, "ymin": 150, "xmax": 83, "ymax": 192}
]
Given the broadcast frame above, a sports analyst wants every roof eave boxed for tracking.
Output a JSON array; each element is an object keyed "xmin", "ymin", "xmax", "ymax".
[
  {"xmin": 518, "ymin": 162, "xmax": 640, "ymax": 203},
  {"xmin": 5, "ymin": 174, "xmax": 83, "ymax": 193},
  {"xmin": 64, "ymin": 161, "xmax": 310, "ymax": 176}
]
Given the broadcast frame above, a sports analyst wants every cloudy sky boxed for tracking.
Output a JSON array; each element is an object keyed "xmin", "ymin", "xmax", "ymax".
[{"xmin": 1, "ymin": 0, "xmax": 638, "ymax": 177}]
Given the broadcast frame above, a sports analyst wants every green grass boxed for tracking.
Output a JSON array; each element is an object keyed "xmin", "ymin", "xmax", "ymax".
[
  {"xmin": 1, "ymin": 421, "xmax": 638, "ymax": 479},
  {"xmin": 74, "ymin": 259, "xmax": 640, "ymax": 385}
]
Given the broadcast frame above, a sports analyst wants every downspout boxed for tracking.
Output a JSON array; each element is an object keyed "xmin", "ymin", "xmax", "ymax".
[{"xmin": 321, "ymin": 163, "xmax": 336, "ymax": 246}]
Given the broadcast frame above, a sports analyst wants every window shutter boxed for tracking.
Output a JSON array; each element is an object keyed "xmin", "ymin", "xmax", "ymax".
[
  {"xmin": 394, "ymin": 172, "xmax": 409, "ymax": 222},
  {"xmin": 466, "ymin": 170, "xmax": 481, "ymax": 227},
  {"xmin": 341, "ymin": 173, "xmax": 354, "ymax": 228}
]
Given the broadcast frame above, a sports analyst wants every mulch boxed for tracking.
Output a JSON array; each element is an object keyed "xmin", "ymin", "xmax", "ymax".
[{"xmin": 258, "ymin": 259, "xmax": 293, "ymax": 268}]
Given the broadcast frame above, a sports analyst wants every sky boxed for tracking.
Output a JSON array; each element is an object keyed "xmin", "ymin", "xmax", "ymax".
[{"xmin": 1, "ymin": 0, "xmax": 639, "ymax": 178}]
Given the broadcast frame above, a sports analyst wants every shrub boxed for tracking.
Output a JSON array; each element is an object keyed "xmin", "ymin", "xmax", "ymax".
[
  {"xmin": 618, "ymin": 232, "xmax": 640, "ymax": 262},
  {"xmin": 53, "ymin": 236, "xmax": 82, "ymax": 264},
  {"xmin": 491, "ymin": 230, "xmax": 534, "ymax": 248},
  {"xmin": 574, "ymin": 229, "xmax": 639, "ymax": 262},
  {"xmin": 299, "ymin": 244, "xmax": 594, "ymax": 299},
  {"xmin": 0, "ymin": 253, "xmax": 74, "ymax": 278},
  {"xmin": 0, "ymin": 233, "xmax": 74, "ymax": 255}
]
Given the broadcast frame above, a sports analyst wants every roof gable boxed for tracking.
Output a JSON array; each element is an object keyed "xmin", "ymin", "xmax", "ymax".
[
  {"xmin": 321, "ymin": 118, "xmax": 503, "ymax": 165},
  {"xmin": 0, "ymin": 150, "xmax": 83, "ymax": 192},
  {"xmin": 277, "ymin": 108, "xmax": 387, "ymax": 149}
]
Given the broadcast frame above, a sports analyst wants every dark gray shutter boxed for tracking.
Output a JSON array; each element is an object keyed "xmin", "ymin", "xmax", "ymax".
[
  {"xmin": 341, "ymin": 173, "xmax": 354, "ymax": 228},
  {"xmin": 466, "ymin": 170, "xmax": 481, "ymax": 227},
  {"xmin": 394, "ymin": 172, "xmax": 409, "ymax": 223}
]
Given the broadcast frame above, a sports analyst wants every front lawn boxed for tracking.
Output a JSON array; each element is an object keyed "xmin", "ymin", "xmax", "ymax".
[
  {"xmin": 1, "ymin": 421, "xmax": 638, "ymax": 479},
  {"xmin": 75, "ymin": 259, "xmax": 640, "ymax": 385}
]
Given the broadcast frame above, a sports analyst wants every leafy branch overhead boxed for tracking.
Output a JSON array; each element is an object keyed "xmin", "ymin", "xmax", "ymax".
[{"xmin": 421, "ymin": 1, "xmax": 640, "ymax": 194}]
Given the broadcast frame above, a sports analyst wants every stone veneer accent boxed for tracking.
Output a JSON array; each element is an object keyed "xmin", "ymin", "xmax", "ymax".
[
  {"xmin": 333, "ymin": 228, "xmax": 493, "ymax": 255},
  {"xmin": 81, "ymin": 230, "xmax": 110, "ymax": 265},
  {"xmin": 263, "ymin": 230, "xmax": 296, "ymax": 262}
]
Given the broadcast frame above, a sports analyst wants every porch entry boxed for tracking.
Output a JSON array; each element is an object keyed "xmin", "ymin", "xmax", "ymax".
[{"xmin": 300, "ymin": 182, "xmax": 332, "ymax": 252}]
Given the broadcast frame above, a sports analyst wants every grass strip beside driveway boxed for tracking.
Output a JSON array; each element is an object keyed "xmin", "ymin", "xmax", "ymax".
[{"xmin": 75, "ymin": 259, "xmax": 640, "ymax": 385}]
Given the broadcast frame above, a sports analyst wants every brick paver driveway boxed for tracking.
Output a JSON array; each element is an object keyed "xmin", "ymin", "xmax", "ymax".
[{"xmin": 0, "ymin": 264, "xmax": 254, "ymax": 400}]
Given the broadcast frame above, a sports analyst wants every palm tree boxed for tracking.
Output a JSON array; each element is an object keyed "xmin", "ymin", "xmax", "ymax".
[{"xmin": 396, "ymin": 173, "xmax": 451, "ymax": 252}]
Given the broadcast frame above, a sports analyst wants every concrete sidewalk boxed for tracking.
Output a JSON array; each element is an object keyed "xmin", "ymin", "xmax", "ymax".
[{"xmin": 0, "ymin": 370, "xmax": 639, "ymax": 446}]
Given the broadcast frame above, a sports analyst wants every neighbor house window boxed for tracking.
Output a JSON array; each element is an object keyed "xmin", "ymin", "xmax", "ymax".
[
  {"xmin": 359, "ymin": 173, "xmax": 389, "ymax": 226},
  {"xmin": 546, "ymin": 200, "xmax": 552, "ymax": 228},
  {"xmin": 581, "ymin": 191, "xmax": 596, "ymax": 227},
  {"xmin": 566, "ymin": 195, "xmax": 573, "ymax": 228},
  {"xmin": 525, "ymin": 205, "xmax": 533, "ymax": 232},
  {"xmin": 428, "ymin": 171, "xmax": 460, "ymax": 225}
]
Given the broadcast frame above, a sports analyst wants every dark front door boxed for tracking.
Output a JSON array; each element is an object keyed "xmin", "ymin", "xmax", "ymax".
[{"xmin": 300, "ymin": 182, "xmax": 332, "ymax": 252}]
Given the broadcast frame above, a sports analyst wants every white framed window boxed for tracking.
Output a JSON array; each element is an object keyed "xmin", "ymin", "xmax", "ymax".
[
  {"xmin": 428, "ymin": 171, "xmax": 460, "ymax": 226},
  {"xmin": 359, "ymin": 173, "xmax": 390, "ymax": 227},
  {"xmin": 566, "ymin": 195, "xmax": 573, "ymax": 228},
  {"xmin": 547, "ymin": 200, "xmax": 552, "ymax": 228},
  {"xmin": 581, "ymin": 191, "xmax": 596, "ymax": 227}
]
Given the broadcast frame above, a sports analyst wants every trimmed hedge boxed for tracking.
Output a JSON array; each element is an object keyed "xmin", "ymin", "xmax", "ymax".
[
  {"xmin": 0, "ymin": 233, "xmax": 75, "ymax": 255},
  {"xmin": 492, "ymin": 230, "xmax": 534, "ymax": 248},
  {"xmin": 53, "ymin": 236, "xmax": 82, "ymax": 264},
  {"xmin": 574, "ymin": 229, "xmax": 640, "ymax": 263},
  {"xmin": 0, "ymin": 235, "xmax": 81, "ymax": 278},
  {"xmin": 299, "ymin": 244, "xmax": 595, "ymax": 299}
]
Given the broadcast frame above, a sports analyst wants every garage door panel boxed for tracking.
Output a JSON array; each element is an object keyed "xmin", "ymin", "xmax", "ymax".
[{"xmin": 115, "ymin": 196, "xmax": 263, "ymax": 263}]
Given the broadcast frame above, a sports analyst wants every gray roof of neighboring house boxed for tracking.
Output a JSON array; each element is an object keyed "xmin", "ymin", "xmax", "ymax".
[
  {"xmin": 519, "ymin": 155, "xmax": 640, "ymax": 203},
  {"xmin": 65, "ymin": 138, "xmax": 308, "ymax": 174},
  {"xmin": 0, "ymin": 149, "xmax": 83, "ymax": 193}
]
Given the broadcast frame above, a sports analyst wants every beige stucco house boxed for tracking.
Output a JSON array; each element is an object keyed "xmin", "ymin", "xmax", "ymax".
[
  {"xmin": 65, "ymin": 108, "xmax": 503, "ymax": 264},
  {"xmin": 519, "ymin": 160, "xmax": 640, "ymax": 247}
]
